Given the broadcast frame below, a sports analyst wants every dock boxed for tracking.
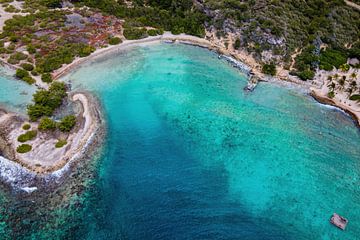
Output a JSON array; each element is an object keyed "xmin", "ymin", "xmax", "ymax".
[{"xmin": 330, "ymin": 213, "xmax": 348, "ymax": 230}]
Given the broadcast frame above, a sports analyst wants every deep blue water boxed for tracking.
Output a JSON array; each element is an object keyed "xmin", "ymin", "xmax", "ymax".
[{"xmin": 1, "ymin": 43, "xmax": 360, "ymax": 239}]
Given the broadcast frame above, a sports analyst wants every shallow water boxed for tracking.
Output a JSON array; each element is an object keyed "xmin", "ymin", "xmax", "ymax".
[
  {"xmin": 0, "ymin": 68, "xmax": 36, "ymax": 113},
  {"xmin": 2, "ymin": 43, "xmax": 360, "ymax": 239}
]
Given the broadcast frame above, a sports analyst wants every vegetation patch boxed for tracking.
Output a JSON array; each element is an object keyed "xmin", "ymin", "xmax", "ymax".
[
  {"xmin": 108, "ymin": 37, "xmax": 122, "ymax": 45},
  {"xmin": 58, "ymin": 115, "xmax": 76, "ymax": 132},
  {"xmin": 349, "ymin": 94, "xmax": 360, "ymax": 101},
  {"xmin": 17, "ymin": 130, "xmax": 37, "ymax": 142},
  {"xmin": 147, "ymin": 29, "xmax": 163, "ymax": 36},
  {"xmin": 41, "ymin": 73, "xmax": 52, "ymax": 83},
  {"xmin": 15, "ymin": 69, "xmax": 35, "ymax": 84},
  {"xmin": 319, "ymin": 49, "xmax": 348, "ymax": 71},
  {"xmin": 123, "ymin": 28, "xmax": 147, "ymax": 40},
  {"xmin": 262, "ymin": 63, "xmax": 276, "ymax": 76},
  {"xmin": 27, "ymin": 82, "xmax": 67, "ymax": 121},
  {"xmin": 16, "ymin": 144, "xmax": 32, "ymax": 153},
  {"xmin": 38, "ymin": 117, "xmax": 56, "ymax": 131},
  {"xmin": 22, "ymin": 124, "xmax": 31, "ymax": 130},
  {"xmin": 55, "ymin": 139, "xmax": 67, "ymax": 148},
  {"xmin": 21, "ymin": 63, "xmax": 34, "ymax": 71}
]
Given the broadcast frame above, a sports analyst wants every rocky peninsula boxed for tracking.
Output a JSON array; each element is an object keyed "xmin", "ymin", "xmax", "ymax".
[{"xmin": 0, "ymin": 91, "xmax": 103, "ymax": 192}]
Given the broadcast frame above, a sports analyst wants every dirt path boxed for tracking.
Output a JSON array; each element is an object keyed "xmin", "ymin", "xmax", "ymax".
[{"xmin": 345, "ymin": 0, "xmax": 360, "ymax": 11}]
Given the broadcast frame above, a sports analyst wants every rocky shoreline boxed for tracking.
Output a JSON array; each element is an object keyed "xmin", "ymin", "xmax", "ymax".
[
  {"xmin": 0, "ymin": 91, "xmax": 105, "ymax": 193},
  {"xmin": 310, "ymin": 90, "xmax": 360, "ymax": 128}
]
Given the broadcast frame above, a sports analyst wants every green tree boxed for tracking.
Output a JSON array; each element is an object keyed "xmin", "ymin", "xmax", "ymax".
[{"xmin": 58, "ymin": 115, "xmax": 76, "ymax": 132}]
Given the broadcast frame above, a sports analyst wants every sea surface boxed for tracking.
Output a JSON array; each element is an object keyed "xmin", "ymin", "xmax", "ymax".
[{"xmin": 1, "ymin": 43, "xmax": 360, "ymax": 239}]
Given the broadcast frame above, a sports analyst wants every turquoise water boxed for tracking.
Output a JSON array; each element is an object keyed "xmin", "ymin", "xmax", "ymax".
[
  {"xmin": 2, "ymin": 43, "xmax": 360, "ymax": 239},
  {"xmin": 0, "ymin": 68, "xmax": 36, "ymax": 113}
]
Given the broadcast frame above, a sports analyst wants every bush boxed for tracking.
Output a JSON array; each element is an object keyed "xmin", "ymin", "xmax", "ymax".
[
  {"xmin": 123, "ymin": 28, "xmax": 147, "ymax": 40},
  {"xmin": 22, "ymin": 76, "xmax": 35, "ymax": 84},
  {"xmin": 15, "ymin": 69, "xmax": 29, "ymax": 79},
  {"xmin": 297, "ymin": 70, "xmax": 315, "ymax": 81},
  {"xmin": 233, "ymin": 38, "xmax": 241, "ymax": 50},
  {"xmin": 319, "ymin": 49, "xmax": 348, "ymax": 70},
  {"xmin": 27, "ymin": 104, "xmax": 53, "ymax": 121},
  {"xmin": 55, "ymin": 139, "xmax": 67, "ymax": 148},
  {"xmin": 16, "ymin": 144, "xmax": 32, "ymax": 153},
  {"xmin": 11, "ymin": 51, "xmax": 27, "ymax": 61},
  {"xmin": 147, "ymin": 29, "xmax": 163, "ymax": 36},
  {"xmin": 41, "ymin": 73, "xmax": 52, "ymax": 83},
  {"xmin": 27, "ymin": 44, "xmax": 36, "ymax": 54},
  {"xmin": 327, "ymin": 91, "xmax": 335, "ymax": 99},
  {"xmin": 58, "ymin": 115, "xmax": 76, "ymax": 132},
  {"xmin": 17, "ymin": 130, "xmax": 37, "ymax": 142},
  {"xmin": 22, "ymin": 124, "xmax": 31, "ymax": 130},
  {"xmin": 349, "ymin": 94, "xmax": 360, "ymax": 101},
  {"xmin": 78, "ymin": 45, "xmax": 95, "ymax": 57},
  {"xmin": 38, "ymin": 117, "xmax": 56, "ymax": 131},
  {"xmin": 21, "ymin": 63, "xmax": 34, "ymax": 71},
  {"xmin": 108, "ymin": 37, "xmax": 122, "ymax": 45},
  {"xmin": 27, "ymin": 82, "xmax": 67, "ymax": 121},
  {"xmin": 7, "ymin": 57, "xmax": 19, "ymax": 64},
  {"xmin": 31, "ymin": 70, "xmax": 39, "ymax": 76},
  {"xmin": 262, "ymin": 63, "xmax": 276, "ymax": 76}
]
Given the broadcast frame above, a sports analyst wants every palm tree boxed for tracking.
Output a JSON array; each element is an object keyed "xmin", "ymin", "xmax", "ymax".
[
  {"xmin": 328, "ymin": 81, "xmax": 336, "ymax": 92},
  {"xmin": 351, "ymin": 72, "xmax": 357, "ymax": 80}
]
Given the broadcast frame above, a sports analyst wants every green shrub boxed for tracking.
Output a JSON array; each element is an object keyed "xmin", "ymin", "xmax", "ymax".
[
  {"xmin": 7, "ymin": 58, "xmax": 19, "ymax": 64},
  {"xmin": 15, "ymin": 69, "xmax": 29, "ymax": 79},
  {"xmin": 21, "ymin": 63, "xmax": 34, "ymax": 71},
  {"xmin": 328, "ymin": 91, "xmax": 335, "ymax": 99},
  {"xmin": 31, "ymin": 70, "xmax": 39, "ymax": 76},
  {"xmin": 319, "ymin": 49, "xmax": 348, "ymax": 70},
  {"xmin": 58, "ymin": 115, "xmax": 76, "ymax": 132},
  {"xmin": 349, "ymin": 94, "xmax": 360, "ymax": 101},
  {"xmin": 11, "ymin": 51, "xmax": 27, "ymax": 61},
  {"xmin": 233, "ymin": 38, "xmax": 241, "ymax": 50},
  {"xmin": 147, "ymin": 29, "xmax": 163, "ymax": 36},
  {"xmin": 295, "ymin": 69, "xmax": 315, "ymax": 81},
  {"xmin": 16, "ymin": 144, "xmax": 32, "ymax": 153},
  {"xmin": 22, "ymin": 76, "xmax": 35, "ymax": 84},
  {"xmin": 38, "ymin": 117, "xmax": 56, "ymax": 131},
  {"xmin": 17, "ymin": 130, "xmax": 37, "ymax": 142},
  {"xmin": 27, "ymin": 82, "xmax": 67, "ymax": 121},
  {"xmin": 41, "ymin": 73, "xmax": 52, "ymax": 83},
  {"xmin": 339, "ymin": 64, "xmax": 350, "ymax": 72},
  {"xmin": 123, "ymin": 28, "xmax": 147, "ymax": 40},
  {"xmin": 55, "ymin": 139, "xmax": 67, "ymax": 148},
  {"xmin": 78, "ymin": 45, "xmax": 95, "ymax": 57},
  {"xmin": 262, "ymin": 63, "xmax": 276, "ymax": 76},
  {"xmin": 22, "ymin": 124, "xmax": 31, "ymax": 130},
  {"xmin": 108, "ymin": 37, "xmax": 122, "ymax": 45},
  {"xmin": 4, "ymin": 5, "xmax": 19, "ymax": 13},
  {"xmin": 26, "ymin": 44, "xmax": 36, "ymax": 54},
  {"xmin": 27, "ymin": 104, "xmax": 53, "ymax": 121}
]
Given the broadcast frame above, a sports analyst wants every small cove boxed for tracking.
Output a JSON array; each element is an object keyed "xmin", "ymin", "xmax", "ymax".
[{"xmin": 0, "ymin": 43, "xmax": 359, "ymax": 239}]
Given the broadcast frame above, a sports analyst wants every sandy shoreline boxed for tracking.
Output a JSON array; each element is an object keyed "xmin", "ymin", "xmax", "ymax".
[
  {"xmin": 53, "ymin": 32, "xmax": 360, "ymax": 126},
  {"xmin": 0, "ymin": 91, "xmax": 105, "ymax": 192}
]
